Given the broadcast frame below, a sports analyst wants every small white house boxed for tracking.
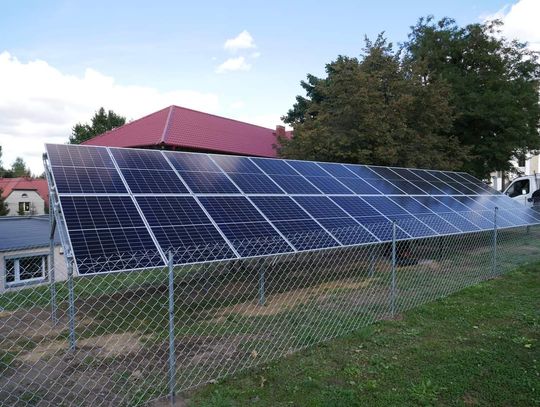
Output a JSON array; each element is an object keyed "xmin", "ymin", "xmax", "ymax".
[
  {"xmin": 0, "ymin": 216, "xmax": 66, "ymax": 294},
  {"xmin": 0, "ymin": 177, "xmax": 49, "ymax": 216}
]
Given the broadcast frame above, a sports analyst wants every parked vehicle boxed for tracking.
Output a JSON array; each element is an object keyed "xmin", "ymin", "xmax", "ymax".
[{"xmin": 503, "ymin": 174, "xmax": 540, "ymax": 205}]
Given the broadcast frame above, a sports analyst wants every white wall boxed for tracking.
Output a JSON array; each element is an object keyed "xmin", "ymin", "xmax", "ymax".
[
  {"xmin": 0, "ymin": 245, "xmax": 66, "ymax": 294},
  {"xmin": 5, "ymin": 190, "xmax": 45, "ymax": 216}
]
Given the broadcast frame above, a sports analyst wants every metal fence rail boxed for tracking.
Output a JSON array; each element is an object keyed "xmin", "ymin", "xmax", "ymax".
[{"xmin": 1, "ymin": 215, "xmax": 539, "ymax": 406}]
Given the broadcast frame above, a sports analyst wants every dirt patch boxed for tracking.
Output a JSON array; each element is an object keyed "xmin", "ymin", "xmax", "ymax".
[
  {"xmin": 19, "ymin": 332, "xmax": 145, "ymax": 363},
  {"xmin": 214, "ymin": 277, "xmax": 373, "ymax": 318}
]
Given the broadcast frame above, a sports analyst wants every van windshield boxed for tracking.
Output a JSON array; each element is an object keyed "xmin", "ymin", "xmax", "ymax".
[{"xmin": 506, "ymin": 179, "xmax": 530, "ymax": 198}]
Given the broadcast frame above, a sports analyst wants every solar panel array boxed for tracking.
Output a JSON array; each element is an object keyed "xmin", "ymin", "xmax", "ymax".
[{"xmin": 46, "ymin": 144, "xmax": 540, "ymax": 274}]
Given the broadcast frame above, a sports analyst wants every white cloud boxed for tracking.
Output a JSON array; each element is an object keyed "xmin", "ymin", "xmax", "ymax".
[
  {"xmin": 483, "ymin": 0, "xmax": 540, "ymax": 51},
  {"xmin": 0, "ymin": 51, "xmax": 220, "ymax": 174},
  {"xmin": 215, "ymin": 56, "xmax": 251, "ymax": 73},
  {"xmin": 224, "ymin": 30, "xmax": 256, "ymax": 52},
  {"xmin": 251, "ymin": 51, "xmax": 262, "ymax": 59}
]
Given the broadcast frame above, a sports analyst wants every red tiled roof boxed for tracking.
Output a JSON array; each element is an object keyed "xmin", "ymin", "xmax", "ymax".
[
  {"xmin": 83, "ymin": 105, "xmax": 282, "ymax": 157},
  {"xmin": 0, "ymin": 178, "xmax": 49, "ymax": 206}
]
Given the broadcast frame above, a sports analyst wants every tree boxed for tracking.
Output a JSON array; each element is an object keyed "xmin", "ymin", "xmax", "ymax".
[
  {"xmin": 280, "ymin": 35, "xmax": 469, "ymax": 170},
  {"xmin": 11, "ymin": 157, "xmax": 31, "ymax": 177},
  {"xmin": 69, "ymin": 107, "xmax": 126, "ymax": 144},
  {"xmin": 0, "ymin": 188, "xmax": 9, "ymax": 216},
  {"xmin": 403, "ymin": 17, "xmax": 540, "ymax": 178}
]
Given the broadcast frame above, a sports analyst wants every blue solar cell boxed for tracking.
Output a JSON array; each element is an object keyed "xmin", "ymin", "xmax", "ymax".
[
  {"xmin": 211, "ymin": 155, "xmax": 262, "ymax": 174},
  {"xmin": 446, "ymin": 182, "xmax": 476, "ymax": 194},
  {"xmin": 335, "ymin": 177, "xmax": 381, "ymax": 194},
  {"xmin": 363, "ymin": 179, "xmax": 405, "ymax": 194},
  {"xmin": 453, "ymin": 196, "xmax": 489, "ymax": 211},
  {"xmin": 354, "ymin": 216, "xmax": 409, "ymax": 241},
  {"xmin": 268, "ymin": 174, "xmax": 322, "ymax": 194},
  {"xmin": 389, "ymin": 196, "xmax": 433, "ymax": 214},
  {"xmin": 111, "ymin": 149, "xmax": 172, "ymax": 170},
  {"xmin": 251, "ymin": 158, "xmax": 298, "ymax": 175},
  {"xmin": 305, "ymin": 176, "xmax": 353, "ymax": 194},
  {"xmin": 390, "ymin": 167, "xmax": 424, "ymax": 181},
  {"xmin": 316, "ymin": 217, "xmax": 378, "ymax": 245},
  {"xmin": 47, "ymin": 144, "xmax": 114, "ymax": 168},
  {"xmin": 250, "ymin": 196, "xmax": 311, "ymax": 221},
  {"xmin": 361, "ymin": 196, "xmax": 409, "ymax": 216},
  {"xmin": 368, "ymin": 166, "xmax": 401, "ymax": 180},
  {"xmin": 199, "ymin": 196, "xmax": 266, "ymax": 224},
  {"xmin": 459, "ymin": 212, "xmax": 494, "ymax": 229},
  {"xmin": 331, "ymin": 196, "xmax": 381, "ymax": 217},
  {"xmin": 388, "ymin": 179, "xmax": 426, "ymax": 195},
  {"xmin": 429, "ymin": 181, "xmax": 463, "ymax": 195},
  {"xmin": 165, "ymin": 151, "xmax": 221, "ymax": 172},
  {"xmin": 272, "ymin": 220, "xmax": 339, "ymax": 250},
  {"xmin": 228, "ymin": 173, "xmax": 284, "ymax": 194},
  {"xmin": 61, "ymin": 196, "xmax": 146, "ymax": 230},
  {"xmin": 294, "ymin": 196, "xmax": 350, "ymax": 219},
  {"xmin": 343, "ymin": 164, "xmax": 380, "ymax": 179},
  {"xmin": 388, "ymin": 214, "xmax": 435, "ymax": 237},
  {"xmin": 151, "ymin": 225, "xmax": 236, "ymax": 263},
  {"xmin": 437, "ymin": 213, "xmax": 481, "ymax": 232},
  {"xmin": 435, "ymin": 197, "xmax": 471, "ymax": 212},
  {"xmin": 287, "ymin": 160, "xmax": 329, "ymax": 176},
  {"xmin": 412, "ymin": 196, "xmax": 453, "ymax": 213},
  {"xmin": 218, "ymin": 222, "xmax": 293, "ymax": 257},
  {"xmin": 414, "ymin": 214, "xmax": 460, "ymax": 234},
  {"xmin": 179, "ymin": 171, "xmax": 240, "ymax": 194},
  {"xmin": 70, "ymin": 228, "xmax": 161, "ymax": 274},
  {"xmin": 318, "ymin": 162, "xmax": 356, "ymax": 178},
  {"xmin": 53, "ymin": 166, "xmax": 127, "ymax": 194},
  {"xmin": 120, "ymin": 169, "xmax": 189, "ymax": 194},
  {"xmin": 136, "ymin": 196, "xmax": 213, "ymax": 226}
]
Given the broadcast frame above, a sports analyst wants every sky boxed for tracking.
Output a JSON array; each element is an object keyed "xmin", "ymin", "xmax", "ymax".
[{"xmin": 0, "ymin": 0, "xmax": 538, "ymax": 174}]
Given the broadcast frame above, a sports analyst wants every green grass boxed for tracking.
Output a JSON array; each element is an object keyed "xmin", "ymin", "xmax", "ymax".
[{"xmin": 188, "ymin": 264, "xmax": 540, "ymax": 407}]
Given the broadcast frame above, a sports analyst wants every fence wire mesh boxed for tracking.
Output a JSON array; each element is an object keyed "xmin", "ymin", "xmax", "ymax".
[{"xmin": 1, "ymin": 217, "xmax": 540, "ymax": 406}]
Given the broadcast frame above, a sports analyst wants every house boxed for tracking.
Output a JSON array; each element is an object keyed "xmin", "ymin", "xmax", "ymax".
[
  {"xmin": 0, "ymin": 216, "xmax": 65, "ymax": 293},
  {"xmin": 0, "ymin": 178, "xmax": 49, "ymax": 216},
  {"xmin": 83, "ymin": 104, "xmax": 291, "ymax": 157}
]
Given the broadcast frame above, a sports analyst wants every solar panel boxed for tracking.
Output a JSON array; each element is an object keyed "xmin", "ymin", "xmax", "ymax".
[{"xmin": 45, "ymin": 144, "xmax": 540, "ymax": 274}]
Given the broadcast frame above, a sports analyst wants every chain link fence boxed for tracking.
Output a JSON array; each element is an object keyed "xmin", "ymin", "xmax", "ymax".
[{"xmin": 1, "ymin": 213, "xmax": 540, "ymax": 406}]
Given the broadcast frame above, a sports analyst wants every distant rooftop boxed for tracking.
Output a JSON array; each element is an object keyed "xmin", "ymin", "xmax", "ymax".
[
  {"xmin": 83, "ymin": 105, "xmax": 289, "ymax": 157},
  {"xmin": 0, "ymin": 178, "xmax": 49, "ymax": 206},
  {"xmin": 0, "ymin": 216, "xmax": 59, "ymax": 251}
]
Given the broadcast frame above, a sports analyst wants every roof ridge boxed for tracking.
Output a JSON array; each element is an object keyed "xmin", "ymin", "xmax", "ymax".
[
  {"xmin": 82, "ymin": 106, "xmax": 171, "ymax": 143},
  {"xmin": 160, "ymin": 105, "xmax": 174, "ymax": 144},
  {"xmin": 170, "ymin": 104, "xmax": 276, "ymax": 132}
]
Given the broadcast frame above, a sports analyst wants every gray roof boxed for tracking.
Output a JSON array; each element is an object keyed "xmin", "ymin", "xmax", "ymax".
[{"xmin": 0, "ymin": 216, "xmax": 61, "ymax": 251}]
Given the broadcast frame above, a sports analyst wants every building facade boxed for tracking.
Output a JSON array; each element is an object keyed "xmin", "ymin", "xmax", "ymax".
[{"xmin": 0, "ymin": 178, "xmax": 49, "ymax": 216}]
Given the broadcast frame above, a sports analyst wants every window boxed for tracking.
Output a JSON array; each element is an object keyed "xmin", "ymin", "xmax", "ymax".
[
  {"xmin": 5, "ymin": 255, "xmax": 47, "ymax": 287},
  {"xmin": 21, "ymin": 193, "xmax": 28, "ymax": 198},
  {"xmin": 506, "ymin": 179, "xmax": 530, "ymax": 198},
  {"xmin": 18, "ymin": 202, "xmax": 30, "ymax": 213}
]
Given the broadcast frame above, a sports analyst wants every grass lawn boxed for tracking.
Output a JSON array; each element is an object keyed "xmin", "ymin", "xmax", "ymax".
[{"xmin": 188, "ymin": 263, "xmax": 539, "ymax": 407}]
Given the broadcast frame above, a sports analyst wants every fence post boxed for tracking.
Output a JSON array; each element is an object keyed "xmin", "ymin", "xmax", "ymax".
[
  {"xmin": 67, "ymin": 256, "xmax": 76, "ymax": 352},
  {"xmin": 390, "ymin": 221, "xmax": 397, "ymax": 318},
  {"xmin": 168, "ymin": 252, "xmax": 176, "ymax": 405},
  {"xmin": 49, "ymin": 213, "xmax": 57, "ymax": 325},
  {"xmin": 258, "ymin": 261, "xmax": 266, "ymax": 306},
  {"xmin": 492, "ymin": 207, "xmax": 498, "ymax": 276}
]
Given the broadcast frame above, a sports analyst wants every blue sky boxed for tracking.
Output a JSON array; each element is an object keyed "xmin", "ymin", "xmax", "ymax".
[{"xmin": 0, "ymin": 0, "xmax": 532, "ymax": 173}]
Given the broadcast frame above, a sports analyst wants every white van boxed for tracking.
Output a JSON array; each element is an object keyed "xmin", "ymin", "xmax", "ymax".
[{"xmin": 503, "ymin": 175, "xmax": 540, "ymax": 205}]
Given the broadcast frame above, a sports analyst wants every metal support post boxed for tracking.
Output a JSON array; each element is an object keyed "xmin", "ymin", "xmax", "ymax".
[
  {"xmin": 368, "ymin": 252, "xmax": 376, "ymax": 278},
  {"xmin": 258, "ymin": 262, "xmax": 266, "ymax": 306},
  {"xmin": 390, "ymin": 222, "xmax": 397, "ymax": 318},
  {"xmin": 492, "ymin": 207, "xmax": 498, "ymax": 276},
  {"xmin": 49, "ymin": 213, "xmax": 57, "ymax": 325},
  {"xmin": 67, "ymin": 257, "xmax": 76, "ymax": 352},
  {"xmin": 168, "ymin": 252, "xmax": 176, "ymax": 405}
]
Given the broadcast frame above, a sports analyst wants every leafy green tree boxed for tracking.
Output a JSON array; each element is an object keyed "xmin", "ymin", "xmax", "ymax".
[
  {"xmin": 280, "ymin": 35, "xmax": 469, "ymax": 170},
  {"xmin": 0, "ymin": 188, "xmax": 9, "ymax": 216},
  {"xmin": 403, "ymin": 17, "xmax": 540, "ymax": 178},
  {"xmin": 11, "ymin": 157, "xmax": 31, "ymax": 177},
  {"xmin": 69, "ymin": 107, "xmax": 126, "ymax": 144}
]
